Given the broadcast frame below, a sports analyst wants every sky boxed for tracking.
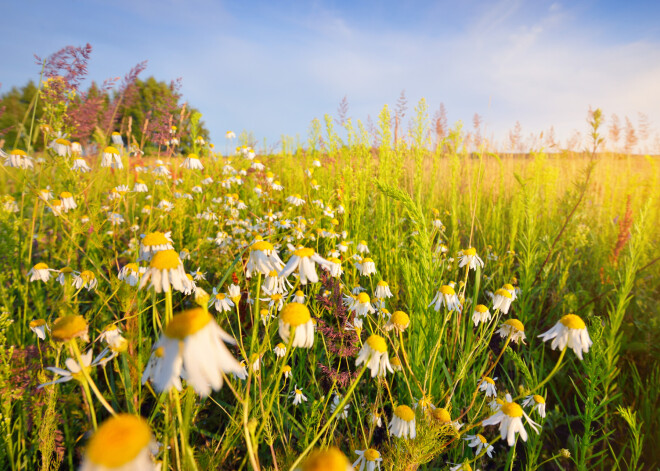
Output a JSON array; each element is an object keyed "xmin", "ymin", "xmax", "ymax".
[{"xmin": 2, "ymin": 0, "xmax": 659, "ymax": 151}]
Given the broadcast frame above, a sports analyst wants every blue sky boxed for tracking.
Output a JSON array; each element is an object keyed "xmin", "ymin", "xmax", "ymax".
[{"xmin": 2, "ymin": 0, "xmax": 659, "ymax": 151}]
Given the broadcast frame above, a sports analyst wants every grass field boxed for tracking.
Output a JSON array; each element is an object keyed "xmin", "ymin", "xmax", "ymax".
[{"xmin": 0, "ymin": 106, "xmax": 658, "ymax": 471}]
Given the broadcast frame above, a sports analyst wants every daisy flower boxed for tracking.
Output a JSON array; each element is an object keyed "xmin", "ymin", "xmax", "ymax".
[
  {"xmin": 181, "ymin": 153, "xmax": 204, "ymax": 170},
  {"xmin": 293, "ymin": 290, "xmax": 306, "ymax": 304},
  {"xmin": 228, "ymin": 283, "xmax": 241, "ymax": 304},
  {"xmin": 142, "ymin": 307, "xmax": 242, "ymax": 397},
  {"xmin": 352, "ymin": 292, "xmax": 376, "ymax": 318},
  {"xmin": 538, "ymin": 314, "xmax": 592, "ymax": 360},
  {"xmin": 384, "ymin": 311, "xmax": 410, "ymax": 334},
  {"xmin": 279, "ymin": 247, "xmax": 328, "ymax": 285},
  {"xmin": 138, "ymin": 231, "xmax": 174, "ymax": 261},
  {"xmin": 429, "ymin": 283, "xmax": 462, "ymax": 312},
  {"xmin": 370, "ymin": 410, "xmax": 383, "ymax": 427},
  {"xmin": 99, "ymin": 324, "xmax": 128, "ymax": 353},
  {"xmin": 522, "ymin": 395, "xmax": 547, "ymax": 418},
  {"xmin": 210, "ymin": 288, "xmax": 235, "ymax": 313},
  {"xmin": 374, "ymin": 280, "xmax": 393, "ymax": 299},
  {"xmin": 111, "ymin": 132, "xmax": 123, "ymax": 146},
  {"xmin": 102, "ymin": 146, "xmax": 123, "ymax": 169},
  {"xmin": 80, "ymin": 414, "xmax": 158, "ymax": 471},
  {"xmin": 246, "ymin": 240, "xmax": 284, "ymax": 277},
  {"xmin": 279, "ymin": 302, "xmax": 315, "ymax": 348},
  {"xmin": 356, "ymin": 257, "xmax": 376, "ymax": 276},
  {"xmin": 118, "ymin": 263, "xmax": 142, "ymax": 286},
  {"xmin": 356, "ymin": 335, "xmax": 393, "ymax": 378},
  {"xmin": 356, "ymin": 240, "xmax": 370, "ymax": 254},
  {"xmin": 390, "ymin": 356, "xmax": 403, "ymax": 372},
  {"xmin": 291, "ymin": 385, "xmax": 307, "ymax": 406},
  {"xmin": 4, "ymin": 149, "xmax": 34, "ymax": 169},
  {"xmin": 324, "ymin": 257, "xmax": 343, "ymax": 278},
  {"xmin": 29, "ymin": 319, "xmax": 49, "ymax": 340},
  {"xmin": 72, "ymin": 270, "xmax": 97, "ymax": 291},
  {"xmin": 139, "ymin": 249, "xmax": 192, "ymax": 294},
  {"xmin": 300, "ymin": 447, "xmax": 352, "ymax": 471},
  {"xmin": 482, "ymin": 394, "xmax": 540, "ymax": 446},
  {"xmin": 51, "ymin": 315, "xmax": 89, "ymax": 342},
  {"xmin": 72, "ymin": 158, "xmax": 91, "ymax": 172},
  {"xmin": 497, "ymin": 319, "xmax": 526, "ymax": 344},
  {"xmin": 29, "ymin": 262, "xmax": 52, "ymax": 282},
  {"xmin": 389, "ymin": 405, "xmax": 416, "ymax": 439},
  {"xmin": 479, "ymin": 376, "xmax": 498, "ymax": 397},
  {"xmin": 134, "ymin": 179, "xmax": 148, "ymax": 192},
  {"xmin": 286, "ymin": 194, "xmax": 306, "ymax": 206},
  {"xmin": 330, "ymin": 393, "xmax": 350, "ymax": 419},
  {"xmin": 39, "ymin": 349, "xmax": 110, "ymax": 388},
  {"xmin": 492, "ymin": 288, "xmax": 514, "ymax": 314},
  {"xmin": 464, "ymin": 433, "xmax": 495, "ymax": 458},
  {"xmin": 282, "ymin": 365, "xmax": 292, "ymax": 380},
  {"xmin": 353, "ymin": 449, "xmax": 382, "ymax": 471},
  {"xmin": 458, "ymin": 247, "xmax": 484, "ymax": 270},
  {"xmin": 273, "ymin": 343, "xmax": 287, "ymax": 358},
  {"xmin": 262, "ymin": 292, "xmax": 285, "ymax": 311},
  {"xmin": 472, "ymin": 304, "xmax": 492, "ymax": 326}
]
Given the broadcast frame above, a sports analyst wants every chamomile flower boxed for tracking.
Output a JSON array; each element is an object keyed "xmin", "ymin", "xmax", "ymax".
[
  {"xmin": 356, "ymin": 257, "xmax": 376, "ymax": 276},
  {"xmin": 39, "ymin": 349, "xmax": 110, "ymax": 387},
  {"xmin": 390, "ymin": 356, "xmax": 403, "ymax": 372},
  {"xmin": 482, "ymin": 394, "xmax": 540, "ymax": 446},
  {"xmin": 138, "ymin": 231, "xmax": 174, "ymax": 261},
  {"xmin": 118, "ymin": 263, "xmax": 142, "ymax": 286},
  {"xmin": 134, "ymin": 179, "xmax": 148, "ymax": 192},
  {"xmin": 357, "ymin": 240, "xmax": 370, "ymax": 254},
  {"xmin": 279, "ymin": 247, "xmax": 329, "ymax": 285},
  {"xmin": 262, "ymin": 292, "xmax": 285, "ymax": 311},
  {"xmin": 324, "ymin": 257, "xmax": 343, "ymax": 278},
  {"xmin": 497, "ymin": 319, "xmax": 526, "ymax": 344},
  {"xmin": 472, "ymin": 304, "xmax": 492, "ymax": 326},
  {"xmin": 479, "ymin": 376, "xmax": 498, "ymax": 397},
  {"xmin": 538, "ymin": 314, "xmax": 592, "ymax": 360},
  {"xmin": 502, "ymin": 283, "xmax": 518, "ymax": 300},
  {"xmin": 99, "ymin": 324, "xmax": 128, "ymax": 353},
  {"xmin": 414, "ymin": 396, "xmax": 437, "ymax": 413},
  {"xmin": 181, "ymin": 153, "xmax": 204, "ymax": 170},
  {"xmin": 29, "ymin": 262, "xmax": 52, "ymax": 282},
  {"xmin": 29, "ymin": 319, "xmax": 49, "ymax": 340},
  {"xmin": 246, "ymin": 240, "xmax": 284, "ymax": 277},
  {"xmin": 102, "ymin": 146, "xmax": 123, "ymax": 169},
  {"xmin": 80, "ymin": 414, "xmax": 158, "ymax": 471},
  {"xmin": 330, "ymin": 394, "xmax": 350, "ymax": 419},
  {"xmin": 352, "ymin": 292, "xmax": 376, "ymax": 318},
  {"xmin": 4, "ymin": 149, "xmax": 34, "ymax": 169},
  {"xmin": 374, "ymin": 280, "xmax": 393, "ymax": 299},
  {"xmin": 429, "ymin": 283, "xmax": 462, "ymax": 312},
  {"xmin": 299, "ymin": 447, "xmax": 352, "ymax": 471},
  {"xmin": 72, "ymin": 270, "xmax": 98, "ymax": 291},
  {"xmin": 51, "ymin": 138, "xmax": 72, "ymax": 157},
  {"xmin": 356, "ymin": 335, "xmax": 393, "ymax": 378},
  {"xmin": 282, "ymin": 365, "xmax": 292, "ymax": 379},
  {"xmin": 51, "ymin": 315, "xmax": 89, "ymax": 342},
  {"xmin": 459, "ymin": 247, "xmax": 484, "ymax": 270},
  {"xmin": 384, "ymin": 311, "xmax": 410, "ymax": 334},
  {"xmin": 139, "ymin": 249, "xmax": 192, "ymax": 294},
  {"xmin": 111, "ymin": 132, "xmax": 123, "ymax": 146},
  {"xmin": 279, "ymin": 302, "xmax": 314, "ymax": 348},
  {"xmin": 370, "ymin": 410, "xmax": 383, "ymax": 427},
  {"xmin": 210, "ymin": 288, "xmax": 235, "ymax": 313},
  {"xmin": 192, "ymin": 267, "xmax": 206, "ymax": 281},
  {"xmin": 60, "ymin": 192, "xmax": 77, "ymax": 212},
  {"xmin": 286, "ymin": 194, "xmax": 306, "ymax": 206},
  {"xmin": 72, "ymin": 158, "xmax": 91, "ymax": 172},
  {"xmin": 449, "ymin": 461, "xmax": 476, "ymax": 471},
  {"xmin": 291, "ymin": 385, "xmax": 307, "ymax": 406},
  {"xmin": 464, "ymin": 434, "xmax": 495, "ymax": 458},
  {"xmin": 389, "ymin": 405, "xmax": 416, "ymax": 439},
  {"xmin": 353, "ymin": 449, "xmax": 382, "ymax": 471},
  {"xmin": 522, "ymin": 395, "xmax": 547, "ymax": 418},
  {"xmin": 273, "ymin": 343, "xmax": 287, "ymax": 358},
  {"xmin": 492, "ymin": 288, "xmax": 514, "ymax": 314},
  {"xmin": 142, "ymin": 307, "xmax": 242, "ymax": 396},
  {"xmin": 293, "ymin": 290, "xmax": 306, "ymax": 304}
]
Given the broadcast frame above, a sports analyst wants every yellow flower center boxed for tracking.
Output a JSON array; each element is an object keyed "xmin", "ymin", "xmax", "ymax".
[
  {"xmin": 154, "ymin": 347, "xmax": 165, "ymax": 358},
  {"xmin": 360, "ymin": 240, "xmax": 367, "ymax": 246},
  {"xmin": 268, "ymin": 270, "xmax": 279, "ymax": 277},
  {"xmin": 295, "ymin": 290, "xmax": 304, "ymax": 297},
  {"xmin": 504, "ymin": 319, "xmax": 525, "ymax": 332},
  {"xmin": 149, "ymin": 250, "xmax": 181, "ymax": 270},
  {"xmin": 11, "ymin": 149, "xmax": 27, "ymax": 156},
  {"xmin": 251, "ymin": 240, "xmax": 274, "ymax": 252},
  {"xmin": 327, "ymin": 257, "xmax": 341, "ymax": 264},
  {"xmin": 51, "ymin": 315, "xmax": 88, "ymax": 341},
  {"xmin": 533, "ymin": 395, "xmax": 545, "ymax": 404},
  {"xmin": 560, "ymin": 314, "xmax": 586, "ymax": 330},
  {"xmin": 495, "ymin": 288, "xmax": 512, "ymax": 299},
  {"xmin": 439, "ymin": 285, "xmax": 455, "ymax": 295},
  {"xmin": 34, "ymin": 262, "xmax": 49, "ymax": 270},
  {"xmin": 80, "ymin": 270, "xmax": 95, "ymax": 282},
  {"xmin": 357, "ymin": 292, "xmax": 370, "ymax": 304},
  {"xmin": 280, "ymin": 303, "xmax": 311, "ymax": 327},
  {"xmin": 165, "ymin": 308, "xmax": 212, "ymax": 340},
  {"xmin": 55, "ymin": 138, "xmax": 70, "ymax": 145},
  {"xmin": 104, "ymin": 146, "xmax": 119, "ymax": 155},
  {"xmin": 60, "ymin": 191, "xmax": 73, "ymax": 199},
  {"xmin": 215, "ymin": 293, "xmax": 226, "ymax": 300},
  {"xmin": 463, "ymin": 247, "xmax": 477, "ymax": 256},
  {"xmin": 276, "ymin": 343, "xmax": 285, "ymax": 350},
  {"xmin": 484, "ymin": 376, "xmax": 495, "ymax": 385},
  {"xmin": 394, "ymin": 405, "xmax": 415, "ymax": 422},
  {"xmin": 364, "ymin": 449, "xmax": 380, "ymax": 461},
  {"xmin": 366, "ymin": 335, "xmax": 387, "ymax": 353},
  {"xmin": 503, "ymin": 283, "xmax": 514, "ymax": 291},
  {"xmin": 433, "ymin": 407, "xmax": 451, "ymax": 423},
  {"xmin": 475, "ymin": 304, "xmax": 488, "ymax": 313},
  {"xmin": 502, "ymin": 402, "xmax": 523, "ymax": 417},
  {"xmin": 142, "ymin": 231, "xmax": 170, "ymax": 246},
  {"xmin": 302, "ymin": 447, "xmax": 350, "ymax": 471},
  {"xmin": 30, "ymin": 319, "xmax": 46, "ymax": 328},
  {"xmin": 361, "ymin": 257, "xmax": 374, "ymax": 264},
  {"xmin": 391, "ymin": 311, "xmax": 410, "ymax": 327},
  {"xmin": 390, "ymin": 357, "xmax": 402, "ymax": 367},
  {"xmin": 271, "ymin": 293, "xmax": 283, "ymax": 300},
  {"xmin": 282, "ymin": 365, "xmax": 291, "ymax": 373},
  {"xmin": 85, "ymin": 414, "xmax": 151, "ymax": 467},
  {"xmin": 294, "ymin": 247, "xmax": 315, "ymax": 258},
  {"xmin": 124, "ymin": 263, "xmax": 138, "ymax": 272},
  {"xmin": 477, "ymin": 433, "xmax": 487, "ymax": 443},
  {"xmin": 377, "ymin": 280, "xmax": 388, "ymax": 287},
  {"xmin": 188, "ymin": 153, "xmax": 198, "ymax": 159}
]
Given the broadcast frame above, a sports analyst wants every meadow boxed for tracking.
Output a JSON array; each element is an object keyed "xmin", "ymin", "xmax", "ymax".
[{"xmin": 0, "ymin": 82, "xmax": 658, "ymax": 471}]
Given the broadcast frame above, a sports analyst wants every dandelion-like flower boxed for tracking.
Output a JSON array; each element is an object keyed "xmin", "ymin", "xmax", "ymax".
[
  {"xmin": 142, "ymin": 307, "xmax": 242, "ymax": 397},
  {"xmin": 80, "ymin": 414, "xmax": 158, "ymax": 471},
  {"xmin": 279, "ymin": 302, "xmax": 314, "ymax": 348},
  {"xmin": 279, "ymin": 247, "xmax": 328, "ymax": 285},
  {"xmin": 538, "ymin": 314, "xmax": 592, "ymax": 360},
  {"xmin": 496, "ymin": 319, "xmax": 526, "ymax": 344},
  {"xmin": 356, "ymin": 335, "xmax": 393, "ymax": 378},
  {"xmin": 389, "ymin": 405, "xmax": 416, "ymax": 439},
  {"xmin": 353, "ymin": 449, "xmax": 382, "ymax": 471},
  {"xmin": 465, "ymin": 434, "xmax": 494, "ymax": 458}
]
